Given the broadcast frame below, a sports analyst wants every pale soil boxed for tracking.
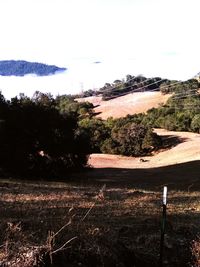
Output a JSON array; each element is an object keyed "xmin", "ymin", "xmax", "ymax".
[
  {"xmin": 77, "ymin": 92, "xmax": 171, "ymax": 119},
  {"xmin": 77, "ymin": 92, "xmax": 200, "ymax": 171},
  {"xmin": 89, "ymin": 129, "xmax": 200, "ymax": 169}
]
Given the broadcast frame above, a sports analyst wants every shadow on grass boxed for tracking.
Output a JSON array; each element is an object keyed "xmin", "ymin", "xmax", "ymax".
[
  {"xmin": 160, "ymin": 135, "xmax": 189, "ymax": 150},
  {"xmin": 1, "ymin": 161, "xmax": 200, "ymax": 266},
  {"xmin": 92, "ymin": 111, "xmax": 102, "ymax": 116},
  {"xmin": 72, "ymin": 160, "xmax": 200, "ymax": 192},
  {"xmin": 0, "ymin": 193, "xmax": 198, "ymax": 266}
]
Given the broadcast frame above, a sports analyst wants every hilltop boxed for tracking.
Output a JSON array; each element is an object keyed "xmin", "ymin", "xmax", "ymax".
[
  {"xmin": 77, "ymin": 75, "xmax": 199, "ymax": 119},
  {"xmin": 77, "ymin": 91, "xmax": 171, "ymax": 119},
  {"xmin": 0, "ymin": 60, "xmax": 66, "ymax": 76}
]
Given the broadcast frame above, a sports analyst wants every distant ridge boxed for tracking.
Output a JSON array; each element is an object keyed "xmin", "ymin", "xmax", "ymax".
[
  {"xmin": 77, "ymin": 91, "xmax": 171, "ymax": 119},
  {"xmin": 0, "ymin": 60, "xmax": 66, "ymax": 76}
]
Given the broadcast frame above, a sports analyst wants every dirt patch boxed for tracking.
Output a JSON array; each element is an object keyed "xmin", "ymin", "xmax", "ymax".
[{"xmin": 89, "ymin": 129, "xmax": 200, "ymax": 169}]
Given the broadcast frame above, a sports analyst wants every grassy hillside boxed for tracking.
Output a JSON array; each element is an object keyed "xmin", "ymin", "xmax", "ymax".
[
  {"xmin": 1, "ymin": 156, "xmax": 200, "ymax": 266},
  {"xmin": 77, "ymin": 91, "xmax": 171, "ymax": 119}
]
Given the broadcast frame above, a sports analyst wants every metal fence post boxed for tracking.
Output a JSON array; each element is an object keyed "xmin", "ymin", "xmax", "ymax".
[{"xmin": 159, "ymin": 186, "xmax": 168, "ymax": 267}]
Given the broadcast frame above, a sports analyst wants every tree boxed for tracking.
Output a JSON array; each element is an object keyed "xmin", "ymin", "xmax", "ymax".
[
  {"xmin": 159, "ymin": 81, "xmax": 172, "ymax": 94},
  {"xmin": 79, "ymin": 118, "xmax": 110, "ymax": 153},
  {"xmin": 191, "ymin": 114, "xmax": 200, "ymax": 133},
  {"xmin": 142, "ymin": 129, "xmax": 162, "ymax": 152},
  {"xmin": 109, "ymin": 123, "xmax": 161, "ymax": 156},
  {"xmin": 55, "ymin": 95, "xmax": 94, "ymax": 119},
  {"xmin": 0, "ymin": 92, "xmax": 89, "ymax": 178}
]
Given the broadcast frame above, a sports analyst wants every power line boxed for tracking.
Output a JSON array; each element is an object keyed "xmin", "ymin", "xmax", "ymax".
[
  {"xmin": 101, "ymin": 76, "xmax": 163, "ymax": 95},
  {"xmin": 95, "ymin": 72, "xmax": 199, "ymax": 98},
  {"xmin": 105, "ymin": 88, "xmax": 200, "ymax": 109},
  {"xmin": 170, "ymin": 92, "xmax": 199, "ymax": 101},
  {"xmin": 81, "ymin": 71, "xmax": 200, "ymax": 108}
]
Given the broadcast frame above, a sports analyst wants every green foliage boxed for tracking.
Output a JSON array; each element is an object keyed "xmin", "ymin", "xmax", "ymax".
[
  {"xmin": 159, "ymin": 80, "xmax": 173, "ymax": 94},
  {"xmin": 111, "ymin": 123, "xmax": 146, "ymax": 156},
  {"xmin": 80, "ymin": 73, "xmax": 200, "ymax": 104},
  {"xmin": 79, "ymin": 118, "xmax": 110, "ymax": 153},
  {"xmin": 55, "ymin": 95, "xmax": 94, "ymax": 119},
  {"xmin": 139, "ymin": 82, "xmax": 200, "ymax": 133},
  {"xmin": 100, "ymin": 137, "xmax": 118, "ymax": 154},
  {"xmin": 191, "ymin": 114, "xmax": 200, "ymax": 133},
  {"xmin": 142, "ymin": 129, "xmax": 162, "ymax": 151},
  {"xmin": 77, "ymin": 112, "xmax": 161, "ymax": 157},
  {"xmin": 0, "ymin": 92, "xmax": 89, "ymax": 178},
  {"xmin": 82, "ymin": 74, "xmax": 171, "ymax": 100},
  {"xmin": 159, "ymin": 78, "xmax": 199, "ymax": 95},
  {"xmin": 108, "ymin": 123, "xmax": 161, "ymax": 156},
  {"xmin": 101, "ymin": 76, "xmax": 165, "ymax": 100}
]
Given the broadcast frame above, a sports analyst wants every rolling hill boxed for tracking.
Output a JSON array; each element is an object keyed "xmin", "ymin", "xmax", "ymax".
[
  {"xmin": 89, "ymin": 128, "xmax": 200, "ymax": 168},
  {"xmin": 0, "ymin": 60, "xmax": 66, "ymax": 76},
  {"xmin": 77, "ymin": 91, "xmax": 171, "ymax": 119},
  {"xmin": 78, "ymin": 91, "xmax": 200, "ymax": 170}
]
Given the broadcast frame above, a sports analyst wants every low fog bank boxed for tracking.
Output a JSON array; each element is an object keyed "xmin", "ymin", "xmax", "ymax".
[{"xmin": 0, "ymin": 58, "xmax": 192, "ymax": 100}]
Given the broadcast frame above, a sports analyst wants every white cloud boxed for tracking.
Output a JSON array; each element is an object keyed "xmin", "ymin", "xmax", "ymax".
[{"xmin": 0, "ymin": 0, "xmax": 200, "ymax": 98}]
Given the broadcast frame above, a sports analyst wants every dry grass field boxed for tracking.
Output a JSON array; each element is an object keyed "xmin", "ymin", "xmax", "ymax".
[
  {"xmin": 1, "ymin": 128, "xmax": 200, "ymax": 266},
  {"xmin": 0, "ymin": 169, "xmax": 200, "ymax": 266},
  {"xmin": 76, "ymin": 92, "xmax": 171, "ymax": 119}
]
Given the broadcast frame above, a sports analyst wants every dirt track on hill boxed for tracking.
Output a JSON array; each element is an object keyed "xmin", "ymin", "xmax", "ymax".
[
  {"xmin": 82, "ymin": 128, "xmax": 200, "ymax": 192},
  {"xmin": 77, "ymin": 93, "xmax": 200, "ymax": 191},
  {"xmin": 89, "ymin": 129, "xmax": 200, "ymax": 169}
]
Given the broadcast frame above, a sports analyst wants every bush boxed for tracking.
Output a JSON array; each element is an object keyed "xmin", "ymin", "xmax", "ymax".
[{"xmin": 104, "ymin": 122, "xmax": 161, "ymax": 156}]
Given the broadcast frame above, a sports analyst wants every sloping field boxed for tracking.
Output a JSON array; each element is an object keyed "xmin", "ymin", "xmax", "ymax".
[
  {"xmin": 2, "ymin": 96, "xmax": 200, "ymax": 266},
  {"xmin": 89, "ymin": 129, "xmax": 200, "ymax": 169},
  {"xmin": 1, "ymin": 129, "xmax": 200, "ymax": 266},
  {"xmin": 77, "ymin": 92, "xmax": 171, "ymax": 119}
]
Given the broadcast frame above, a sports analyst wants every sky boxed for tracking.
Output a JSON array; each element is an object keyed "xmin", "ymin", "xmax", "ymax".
[{"xmin": 0, "ymin": 0, "xmax": 200, "ymax": 98}]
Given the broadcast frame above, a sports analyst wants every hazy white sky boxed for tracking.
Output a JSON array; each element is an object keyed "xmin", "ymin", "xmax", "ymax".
[{"xmin": 0, "ymin": 0, "xmax": 200, "ymax": 98}]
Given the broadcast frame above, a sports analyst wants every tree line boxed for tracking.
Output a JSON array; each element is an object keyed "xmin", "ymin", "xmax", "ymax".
[
  {"xmin": 0, "ymin": 91, "xmax": 162, "ymax": 178},
  {"xmin": 1, "ymin": 74, "xmax": 198, "ymax": 178},
  {"xmin": 82, "ymin": 74, "xmax": 199, "ymax": 101},
  {"xmin": 120, "ymin": 78, "xmax": 200, "ymax": 133},
  {"xmin": 0, "ymin": 92, "xmax": 91, "ymax": 178},
  {"xmin": 77, "ymin": 76, "xmax": 200, "ymax": 157}
]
